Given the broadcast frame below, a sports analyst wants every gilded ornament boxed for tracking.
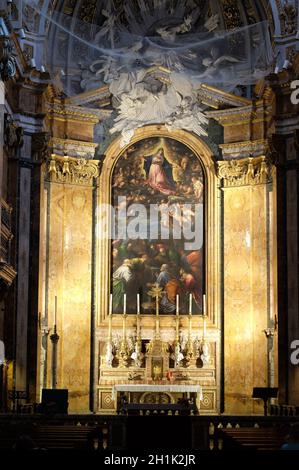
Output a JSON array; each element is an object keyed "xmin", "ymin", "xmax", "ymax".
[
  {"xmin": 47, "ymin": 155, "xmax": 99, "ymax": 186},
  {"xmin": 217, "ymin": 156, "xmax": 272, "ymax": 187}
]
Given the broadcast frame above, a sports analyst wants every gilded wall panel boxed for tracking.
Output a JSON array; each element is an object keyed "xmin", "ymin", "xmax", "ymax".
[
  {"xmin": 46, "ymin": 181, "xmax": 93, "ymax": 412},
  {"xmin": 223, "ymin": 181, "xmax": 271, "ymax": 414}
]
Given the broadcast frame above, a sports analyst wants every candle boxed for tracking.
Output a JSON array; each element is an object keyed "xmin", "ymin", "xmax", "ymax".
[
  {"xmin": 54, "ymin": 296, "xmax": 57, "ymax": 326},
  {"xmin": 176, "ymin": 294, "xmax": 179, "ymax": 316},
  {"xmin": 137, "ymin": 293, "xmax": 140, "ymax": 315},
  {"xmin": 123, "ymin": 294, "xmax": 126, "ymax": 315},
  {"xmin": 109, "ymin": 293, "xmax": 113, "ymax": 316},
  {"xmin": 189, "ymin": 293, "xmax": 192, "ymax": 315},
  {"xmin": 203, "ymin": 294, "xmax": 206, "ymax": 315}
]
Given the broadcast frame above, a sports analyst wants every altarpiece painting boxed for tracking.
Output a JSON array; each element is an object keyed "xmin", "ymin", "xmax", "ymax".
[{"xmin": 111, "ymin": 136, "xmax": 204, "ymax": 315}]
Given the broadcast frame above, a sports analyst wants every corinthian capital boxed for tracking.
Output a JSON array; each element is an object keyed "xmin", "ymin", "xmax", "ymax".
[
  {"xmin": 47, "ymin": 154, "xmax": 100, "ymax": 186},
  {"xmin": 217, "ymin": 156, "xmax": 272, "ymax": 188}
]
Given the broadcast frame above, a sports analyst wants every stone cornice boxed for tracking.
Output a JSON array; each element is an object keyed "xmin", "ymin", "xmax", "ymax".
[
  {"xmin": 206, "ymin": 104, "xmax": 256, "ymax": 124},
  {"xmin": 46, "ymin": 101, "xmax": 111, "ymax": 123},
  {"xmin": 49, "ymin": 137, "xmax": 99, "ymax": 160},
  {"xmin": 65, "ymin": 86, "xmax": 110, "ymax": 107},
  {"xmin": 206, "ymin": 99, "xmax": 274, "ymax": 133},
  {"xmin": 219, "ymin": 139, "xmax": 270, "ymax": 159},
  {"xmin": 198, "ymin": 84, "xmax": 252, "ymax": 109}
]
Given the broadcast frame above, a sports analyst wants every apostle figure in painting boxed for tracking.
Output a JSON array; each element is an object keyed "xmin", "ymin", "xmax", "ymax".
[
  {"xmin": 181, "ymin": 269, "xmax": 201, "ymax": 306},
  {"xmin": 154, "ymin": 246, "xmax": 169, "ymax": 267},
  {"xmin": 156, "ymin": 264, "xmax": 171, "ymax": 288},
  {"xmin": 160, "ymin": 277, "xmax": 182, "ymax": 314},
  {"xmin": 182, "ymin": 250, "xmax": 203, "ymax": 282},
  {"xmin": 112, "ymin": 259, "xmax": 132, "ymax": 311},
  {"xmin": 129, "ymin": 253, "xmax": 153, "ymax": 296},
  {"xmin": 144, "ymin": 148, "xmax": 176, "ymax": 196}
]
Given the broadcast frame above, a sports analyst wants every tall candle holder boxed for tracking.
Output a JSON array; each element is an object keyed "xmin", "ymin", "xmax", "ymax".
[
  {"xmin": 185, "ymin": 299, "xmax": 194, "ymax": 367},
  {"xmin": 173, "ymin": 295, "xmax": 182, "ymax": 368},
  {"xmin": 118, "ymin": 313, "xmax": 129, "ymax": 368},
  {"xmin": 185, "ymin": 320, "xmax": 194, "ymax": 368},
  {"xmin": 201, "ymin": 297, "xmax": 210, "ymax": 365},
  {"xmin": 132, "ymin": 300, "xmax": 143, "ymax": 367},
  {"xmin": 175, "ymin": 294, "xmax": 179, "ymax": 341},
  {"xmin": 50, "ymin": 324, "xmax": 59, "ymax": 388},
  {"xmin": 118, "ymin": 339, "xmax": 129, "ymax": 368},
  {"xmin": 50, "ymin": 296, "xmax": 60, "ymax": 388},
  {"xmin": 147, "ymin": 284, "xmax": 164, "ymax": 339},
  {"xmin": 105, "ymin": 294, "xmax": 114, "ymax": 366}
]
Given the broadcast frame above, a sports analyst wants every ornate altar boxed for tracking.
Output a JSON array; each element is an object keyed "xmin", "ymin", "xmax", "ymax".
[
  {"xmin": 112, "ymin": 384, "xmax": 202, "ymax": 415},
  {"xmin": 97, "ymin": 308, "xmax": 217, "ymax": 415}
]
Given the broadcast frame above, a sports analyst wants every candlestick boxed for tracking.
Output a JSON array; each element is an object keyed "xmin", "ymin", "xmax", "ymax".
[
  {"xmin": 203, "ymin": 294, "xmax": 206, "ymax": 315},
  {"xmin": 123, "ymin": 293, "xmax": 126, "ymax": 315},
  {"xmin": 189, "ymin": 293, "xmax": 192, "ymax": 315},
  {"xmin": 137, "ymin": 294, "xmax": 141, "ymax": 338},
  {"xmin": 54, "ymin": 296, "xmax": 57, "ymax": 327},
  {"xmin": 122, "ymin": 313, "xmax": 126, "ymax": 339},
  {"xmin": 176, "ymin": 317, "xmax": 179, "ymax": 341},
  {"xmin": 50, "ymin": 328, "xmax": 59, "ymax": 388},
  {"xmin": 137, "ymin": 293, "xmax": 140, "ymax": 315},
  {"xmin": 203, "ymin": 314, "xmax": 207, "ymax": 340},
  {"xmin": 189, "ymin": 314, "xmax": 192, "ymax": 336},
  {"xmin": 155, "ymin": 295, "xmax": 160, "ymax": 336},
  {"xmin": 108, "ymin": 312, "xmax": 112, "ymax": 340},
  {"xmin": 137, "ymin": 313, "xmax": 140, "ymax": 338}
]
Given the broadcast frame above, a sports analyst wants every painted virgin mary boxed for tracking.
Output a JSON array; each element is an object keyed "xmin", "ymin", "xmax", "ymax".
[{"xmin": 144, "ymin": 148, "xmax": 176, "ymax": 196}]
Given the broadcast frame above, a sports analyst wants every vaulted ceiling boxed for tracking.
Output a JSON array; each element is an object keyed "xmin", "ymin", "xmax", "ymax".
[
  {"xmin": 15, "ymin": 0, "xmax": 297, "ymax": 97},
  {"xmin": 23, "ymin": 0, "xmax": 278, "ymax": 36}
]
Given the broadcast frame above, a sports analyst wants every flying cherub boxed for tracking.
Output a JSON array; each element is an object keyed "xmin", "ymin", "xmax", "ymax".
[
  {"xmin": 204, "ymin": 14, "xmax": 219, "ymax": 32},
  {"xmin": 194, "ymin": 47, "xmax": 241, "ymax": 81},
  {"xmin": 156, "ymin": 15, "xmax": 193, "ymax": 42}
]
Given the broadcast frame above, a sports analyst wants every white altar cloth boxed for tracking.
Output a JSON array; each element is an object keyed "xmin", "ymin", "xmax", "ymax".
[{"xmin": 111, "ymin": 384, "xmax": 203, "ymax": 401}]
